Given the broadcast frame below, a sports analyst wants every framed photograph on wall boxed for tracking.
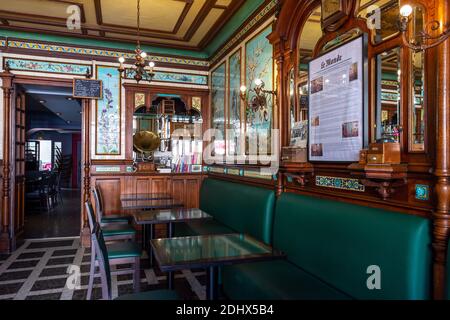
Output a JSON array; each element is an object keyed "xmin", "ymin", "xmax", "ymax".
[{"xmin": 308, "ymin": 35, "xmax": 368, "ymax": 162}]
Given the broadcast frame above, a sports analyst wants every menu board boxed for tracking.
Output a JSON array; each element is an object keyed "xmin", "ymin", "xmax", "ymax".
[
  {"xmin": 73, "ymin": 78, "xmax": 103, "ymax": 99},
  {"xmin": 308, "ymin": 36, "xmax": 367, "ymax": 162}
]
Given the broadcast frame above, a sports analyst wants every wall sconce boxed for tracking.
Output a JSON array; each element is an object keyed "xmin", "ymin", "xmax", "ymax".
[
  {"xmin": 399, "ymin": 4, "xmax": 450, "ymax": 51},
  {"xmin": 239, "ymin": 78, "xmax": 277, "ymax": 108}
]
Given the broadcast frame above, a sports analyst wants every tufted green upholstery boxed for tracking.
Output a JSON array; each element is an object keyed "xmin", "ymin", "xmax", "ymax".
[
  {"xmin": 198, "ymin": 178, "xmax": 276, "ymax": 244},
  {"xmin": 223, "ymin": 260, "xmax": 351, "ymax": 300},
  {"xmin": 224, "ymin": 192, "xmax": 432, "ymax": 300}
]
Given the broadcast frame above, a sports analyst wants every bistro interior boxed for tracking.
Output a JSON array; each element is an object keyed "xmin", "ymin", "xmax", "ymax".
[{"xmin": 0, "ymin": 0, "xmax": 449, "ymax": 301}]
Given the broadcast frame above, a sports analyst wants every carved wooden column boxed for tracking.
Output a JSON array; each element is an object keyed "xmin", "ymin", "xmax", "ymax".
[
  {"xmin": 0, "ymin": 70, "xmax": 14, "ymax": 253},
  {"xmin": 432, "ymin": 0, "xmax": 450, "ymax": 300},
  {"xmin": 80, "ymin": 98, "xmax": 91, "ymax": 247}
]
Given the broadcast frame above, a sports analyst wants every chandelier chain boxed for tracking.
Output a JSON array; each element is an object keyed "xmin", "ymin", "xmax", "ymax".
[{"xmin": 137, "ymin": 0, "xmax": 141, "ymax": 48}]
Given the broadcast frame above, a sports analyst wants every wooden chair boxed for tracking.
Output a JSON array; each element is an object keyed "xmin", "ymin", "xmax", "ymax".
[
  {"xmin": 85, "ymin": 201, "xmax": 136, "ymax": 241},
  {"xmin": 92, "ymin": 186, "xmax": 131, "ymax": 226},
  {"xmin": 91, "ymin": 224, "xmax": 179, "ymax": 300},
  {"xmin": 85, "ymin": 201, "xmax": 140, "ymax": 300}
]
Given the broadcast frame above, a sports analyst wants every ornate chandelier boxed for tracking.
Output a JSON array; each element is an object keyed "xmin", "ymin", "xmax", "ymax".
[{"xmin": 118, "ymin": 0, "xmax": 155, "ymax": 83}]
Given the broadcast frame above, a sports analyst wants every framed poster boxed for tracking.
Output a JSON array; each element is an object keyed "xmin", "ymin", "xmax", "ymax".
[{"xmin": 308, "ymin": 35, "xmax": 368, "ymax": 162}]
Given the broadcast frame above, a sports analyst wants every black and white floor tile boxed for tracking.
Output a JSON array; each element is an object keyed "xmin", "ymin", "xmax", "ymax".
[{"xmin": 0, "ymin": 237, "xmax": 206, "ymax": 300}]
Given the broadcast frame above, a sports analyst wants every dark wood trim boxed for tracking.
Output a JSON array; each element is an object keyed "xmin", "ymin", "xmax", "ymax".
[
  {"xmin": 0, "ymin": 70, "xmax": 14, "ymax": 253},
  {"xmin": 198, "ymin": 0, "xmax": 246, "ymax": 48}
]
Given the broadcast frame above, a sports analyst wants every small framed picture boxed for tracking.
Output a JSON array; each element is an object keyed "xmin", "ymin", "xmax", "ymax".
[{"xmin": 191, "ymin": 164, "xmax": 202, "ymax": 173}]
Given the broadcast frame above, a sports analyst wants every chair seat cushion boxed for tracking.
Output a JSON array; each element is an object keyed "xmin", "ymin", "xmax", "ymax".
[
  {"xmin": 222, "ymin": 260, "xmax": 351, "ymax": 300},
  {"xmin": 103, "ymin": 225, "xmax": 136, "ymax": 237},
  {"xmin": 115, "ymin": 289, "xmax": 180, "ymax": 300},
  {"xmin": 106, "ymin": 241, "xmax": 141, "ymax": 259},
  {"xmin": 101, "ymin": 214, "xmax": 131, "ymax": 224},
  {"xmin": 174, "ymin": 219, "xmax": 234, "ymax": 237}
]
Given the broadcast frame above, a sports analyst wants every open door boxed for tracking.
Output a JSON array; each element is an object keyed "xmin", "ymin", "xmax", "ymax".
[{"xmin": 14, "ymin": 90, "xmax": 26, "ymax": 241}]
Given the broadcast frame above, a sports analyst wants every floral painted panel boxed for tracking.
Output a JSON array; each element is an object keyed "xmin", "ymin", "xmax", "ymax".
[
  {"xmin": 228, "ymin": 49, "xmax": 242, "ymax": 155},
  {"xmin": 96, "ymin": 66, "xmax": 121, "ymax": 155},
  {"xmin": 125, "ymin": 70, "xmax": 207, "ymax": 85},
  {"xmin": 5, "ymin": 58, "xmax": 90, "ymax": 75},
  {"xmin": 245, "ymin": 25, "xmax": 274, "ymax": 155},
  {"xmin": 211, "ymin": 63, "xmax": 226, "ymax": 156}
]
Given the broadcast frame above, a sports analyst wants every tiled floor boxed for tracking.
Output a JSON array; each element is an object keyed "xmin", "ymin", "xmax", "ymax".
[
  {"xmin": 24, "ymin": 190, "xmax": 81, "ymax": 239},
  {"xmin": 0, "ymin": 237, "xmax": 206, "ymax": 300}
]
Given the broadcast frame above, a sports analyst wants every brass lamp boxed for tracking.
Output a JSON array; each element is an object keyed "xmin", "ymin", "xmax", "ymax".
[
  {"xmin": 239, "ymin": 78, "xmax": 277, "ymax": 107},
  {"xmin": 399, "ymin": 4, "xmax": 450, "ymax": 51}
]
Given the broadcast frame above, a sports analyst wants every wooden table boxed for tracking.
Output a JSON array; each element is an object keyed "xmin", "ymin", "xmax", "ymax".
[{"xmin": 151, "ymin": 233, "xmax": 285, "ymax": 300}]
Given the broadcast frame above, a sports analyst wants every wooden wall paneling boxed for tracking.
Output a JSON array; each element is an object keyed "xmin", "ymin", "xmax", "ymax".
[
  {"xmin": 14, "ymin": 91, "xmax": 25, "ymax": 238},
  {"xmin": 151, "ymin": 176, "xmax": 170, "ymax": 194},
  {"xmin": 172, "ymin": 178, "xmax": 186, "ymax": 205},
  {"xmin": 432, "ymin": 0, "xmax": 450, "ymax": 300},
  {"xmin": 185, "ymin": 178, "xmax": 200, "ymax": 208},
  {"xmin": 95, "ymin": 178, "xmax": 122, "ymax": 215},
  {"xmin": 0, "ymin": 70, "xmax": 14, "ymax": 253}
]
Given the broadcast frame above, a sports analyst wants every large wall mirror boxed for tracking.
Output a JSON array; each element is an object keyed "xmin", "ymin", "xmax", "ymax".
[
  {"xmin": 358, "ymin": 0, "xmax": 400, "ymax": 44},
  {"xmin": 292, "ymin": 5, "xmax": 322, "ymax": 146},
  {"xmin": 133, "ymin": 96, "xmax": 203, "ymax": 172},
  {"xmin": 409, "ymin": 5, "xmax": 426, "ymax": 152},
  {"xmin": 375, "ymin": 47, "xmax": 401, "ymax": 142}
]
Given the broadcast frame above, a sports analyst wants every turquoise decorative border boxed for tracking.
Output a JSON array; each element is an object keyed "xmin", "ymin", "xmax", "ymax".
[
  {"xmin": 5, "ymin": 58, "xmax": 90, "ymax": 75},
  {"xmin": 125, "ymin": 69, "xmax": 208, "ymax": 85},
  {"xmin": 7, "ymin": 40, "xmax": 209, "ymax": 67},
  {"xmin": 210, "ymin": 0, "xmax": 276, "ymax": 65},
  {"xmin": 316, "ymin": 176, "xmax": 365, "ymax": 192},
  {"xmin": 415, "ymin": 184, "xmax": 430, "ymax": 201}
]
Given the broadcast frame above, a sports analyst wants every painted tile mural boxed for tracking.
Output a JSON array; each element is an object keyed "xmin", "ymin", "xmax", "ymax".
[
  {"xmin": 125, "ymin": 70, "xmax": 207, "ymax": 85},
  {"xmin": 211, "ymin": 63, "xmax": 226, "ymax": 156},
  {"xmin": 5, "ymin": 58, "xmax": 90, "ymax": 75},
  {"xmin": 228, "ymin": 49, "xmax": 242, "ymax": 155},
  {"xmin": 245, "ymin": 25, "xmax": 273, "ymax": 155},
  {"xmin": 96, "ymin": 66, "xmax": 121, "ymax": 155}
]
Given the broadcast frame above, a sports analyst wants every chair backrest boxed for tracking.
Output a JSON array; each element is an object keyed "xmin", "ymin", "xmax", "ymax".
[
  {"xmin": 92, "ymin": 186, "xmax": 104, "ymax": 221},
  {"xmin": 91, "ymin": 224, "xmax": 112, "ymax": 300},
  {"xmin": 85, "ymin": 201, "xmax": 97, "ymax": 234}
]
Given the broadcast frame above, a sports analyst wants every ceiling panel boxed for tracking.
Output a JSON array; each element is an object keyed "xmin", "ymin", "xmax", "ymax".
[{"xmin": 0, "ymin": 0, "xmax": 247, "ymax": 50}]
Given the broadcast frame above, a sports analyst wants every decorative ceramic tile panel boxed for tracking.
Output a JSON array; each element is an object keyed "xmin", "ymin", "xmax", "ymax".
[
  {"xmin": 315, "ymin": 176, "xmax": 365, "ymax": 192},
  {"xmin": 134, "ymin": 93, "xmax": 146, "ymax": 108},
  {"xmin": 192, "ymin": 97, "xmax": 202, "ymax": 111},
  {"xmin": 95, "ymin": 66, "xmax": 121, "ymax": 155},
  {"xmin": 4, "ymin": 58, "xmax": 90, "ymax": 75},
  {"xmin": 245, "ymin": 25, "xmax": 273, "ymax": 155},
  {"xmin": 415, "ymin": 184, "xmax": 430, "ymax": 201},
  {"xmin": 6, "ymin": 40, "xmax": 209, "ymax": 67},
  {"xmin": 211, "ymin": 63, "xmax": 226, "ymax": 156},
  {"xmin": 125, "ymin": 70, "xmax": 208, "ymax": 85},
  {"xmin": 228, "ymin": 49, "xmax": 242, "ymax": 155},
  {"xmin": 211, "ymin": 0, "xmax": 277, "ymax": 65}
]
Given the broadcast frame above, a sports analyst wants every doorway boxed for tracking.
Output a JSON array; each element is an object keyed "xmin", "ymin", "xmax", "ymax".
[{"xmin": 17, "ymin": 84, "xmax": 82, "ymax": 239}]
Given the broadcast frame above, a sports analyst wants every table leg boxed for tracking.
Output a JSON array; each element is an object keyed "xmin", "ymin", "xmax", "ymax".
[
  {"xmin": 206, "ymin": 266, "xmax": 219, "ymax": 301},
  {"xmin": 167, "ymin": 222, "xmax": 174, "ymax": 290},
  {"xmin": 148, "ymin": 224, "xmax": 155, "ymax": 267}
]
